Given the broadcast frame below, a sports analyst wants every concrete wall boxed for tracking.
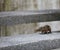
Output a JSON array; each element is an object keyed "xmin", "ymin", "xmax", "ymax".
[
  {"xmin": 1, "ymin": 0, "xmax": 60, "ymax": 11},
  {"xmin": 0, "ymin": 23, "xmax": 37, "ymax": 36}
]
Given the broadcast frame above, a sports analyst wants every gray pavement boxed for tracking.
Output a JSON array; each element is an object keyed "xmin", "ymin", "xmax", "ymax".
[{"xmin": 0, "ymin": 33, "xmax": 60, "ymax": 50}]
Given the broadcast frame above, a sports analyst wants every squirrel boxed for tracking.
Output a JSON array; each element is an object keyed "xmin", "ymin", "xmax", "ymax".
[{"xmin": 34, "ymin": 25, "xmax": 51, "ymax": 34}]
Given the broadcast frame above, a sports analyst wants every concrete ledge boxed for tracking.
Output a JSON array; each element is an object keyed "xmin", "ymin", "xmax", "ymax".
[
  {"xmin": 0, "ymin": 9, "xmax": 60, "ymax": 26},
  {"xmin": 52, "ymin": 48, "xmax": 60, "ymax": 50},
  {"xmin": 0, "ymin": 9, "xmax": 60, "ymax": 17},
  {"xmin": 0, "ymin": 33, "xmax": 60, "ymax": 50}
]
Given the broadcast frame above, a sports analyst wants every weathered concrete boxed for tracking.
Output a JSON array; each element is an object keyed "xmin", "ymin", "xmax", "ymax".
[
  {"xmin": 52, "ymin": 48, "xmax": 60, "ymax": 50},
  {"xmin": 0, "ymin": 33, "xmax": 60, "ymax": 50},
  {"xmin": 0, "ymin": 10, "xmax": 60, "ymax": 26}
]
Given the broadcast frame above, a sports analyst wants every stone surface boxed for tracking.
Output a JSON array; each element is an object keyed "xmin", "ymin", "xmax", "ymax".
[
  {"xmin": 52, "ymin": 48, "xmax": 60, "ymax": 50},
  {"xmin": 0, "ymin": 10, "xmax": 60, "ymax": 26},
  {"xmin": 0, "ymin": 33, "xmax": 60, "ymax": 50}
]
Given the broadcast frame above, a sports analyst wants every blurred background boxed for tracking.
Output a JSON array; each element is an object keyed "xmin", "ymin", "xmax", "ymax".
[
  {"xmin": 0, "ymin": 0, "xmax": 60, "ymax": 36},
  {"xmin": 0, "ymin": 0, "xmax": 60, "ymax": 11}
]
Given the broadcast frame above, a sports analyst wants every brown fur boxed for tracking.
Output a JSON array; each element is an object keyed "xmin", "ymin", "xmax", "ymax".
[{"xmin": 35, "ymin": 25, "xmax": 51, "ymax": 34}]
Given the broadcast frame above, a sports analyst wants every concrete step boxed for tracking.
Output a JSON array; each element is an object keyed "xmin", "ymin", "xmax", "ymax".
[
  {"xmin": 0, "ymin": 33, "xmax": 60, "ymax": 50},
  {"xmin": 52, "ymin": 48, "xmax": 60, "ymax": 50}
]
